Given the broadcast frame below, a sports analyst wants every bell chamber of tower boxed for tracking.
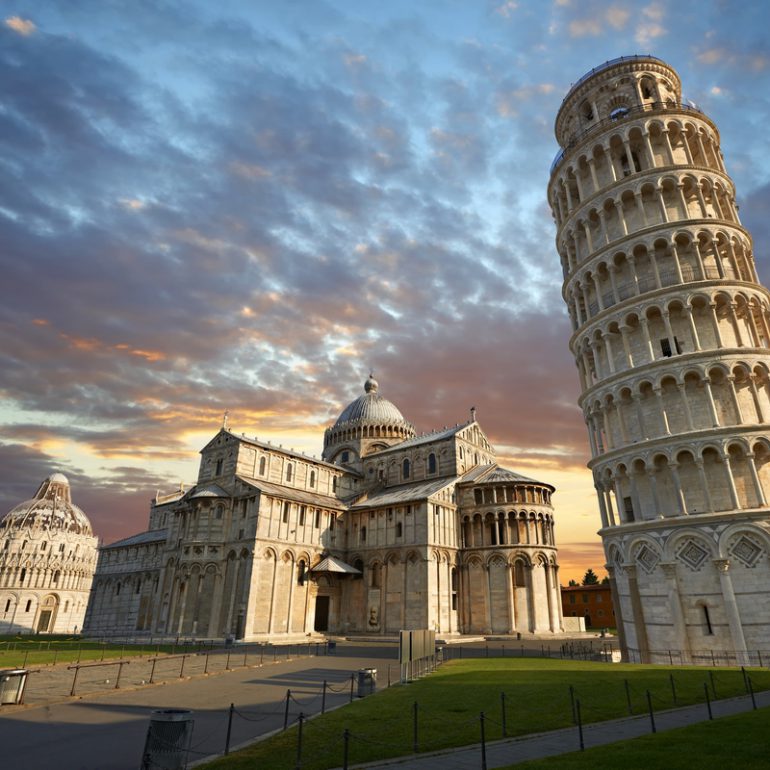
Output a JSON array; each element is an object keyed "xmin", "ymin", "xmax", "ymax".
[{"xmin": 549, "ymin": 55, "xmax": 770, "ymax": 665}]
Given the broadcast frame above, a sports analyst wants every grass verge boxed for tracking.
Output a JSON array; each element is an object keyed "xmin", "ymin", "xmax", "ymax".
[
  {"xmin": 201, "ymin": 657, "xmax": 770, "ymax": 770},
  {"xmin": 506, "ymin": 705, "xmax": 770, "ymax": 769}
]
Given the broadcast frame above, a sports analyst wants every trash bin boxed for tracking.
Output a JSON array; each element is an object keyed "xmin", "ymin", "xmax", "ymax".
[
  {"xmin": 357, "ymin": 668, "xmax": 377, "ymax": 697},
  {"xmin": 140, "ymin": 709, "xmax": 194, "ymax": 770},
  {"xmin": 0, "ymin": 669, "xmax": 29, "ymax": 705},
  {"xmin": 224, "ymin": 635, "xmax": 235, "ymax": 647},
  {"xmin": 327, "ymin": 640, "xmax": 336, "ymax": 654}
]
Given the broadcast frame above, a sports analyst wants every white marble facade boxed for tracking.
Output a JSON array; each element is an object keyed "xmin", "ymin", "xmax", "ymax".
[
  {"xmin": 550, "ymin": 55, "xmax": 770, "ymax": 663},
  {"xmin": 83, "ymin": 377, "xmax": 563, "ymax": 640},
  {"xmin": 0, "ymin": 474, "xmax": 98, "ymax": 634}
]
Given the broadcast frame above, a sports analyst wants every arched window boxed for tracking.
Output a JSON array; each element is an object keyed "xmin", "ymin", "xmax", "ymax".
[
  {"xmin": 259, "ymin": 456, "xmax": 266, "ymax": 475},
  {"xmin": 371, "ymin": 563, "xmax": 381, "ymax": 588},
  {"xmin": 310, "ymin": 470, "xmax": 316, "ymax": 488},
  {"xmin": 474, "ymin": 489, "xmax": 483, "ymax": 505},
  {"xmin": 297, "ymin": 559, "xmax": 306, "ymax": 585},
  {"xmin": 286, "ymin": 463, "xmax": 293, "ymax": 482},
  {"xmin": 52, "ymin": 570, "xmax": 60, "ymax": 585},
  {"xmin": 428, "ymin": 453, "xmax": 437, "ymax": 474},
  {"xmin": 403, "ymin": 459, "xmax": 411, "ymax": 479},
  {"xmin": 361, "ymin": 526, "xmax": 367, "ymax": 543},
  {"xmin": 116, "ymin": 582, "xmax": 121, "ymax": 596},
  {"xmin": 19, "ymin": 568, "xmax": 26, "ymax": 585},
  {"xmin": 25, "ymin": 600, "xmax": 31, "ymax": 612}
]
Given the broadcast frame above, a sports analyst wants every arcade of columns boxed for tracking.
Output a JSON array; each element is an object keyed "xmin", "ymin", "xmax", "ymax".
[{"xmin": 549, "ymin": 55, "xmax": 770, "ymax": 662}]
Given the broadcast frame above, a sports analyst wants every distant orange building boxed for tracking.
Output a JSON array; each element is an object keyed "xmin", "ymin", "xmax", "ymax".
[{"xmin": 560, "ymin": 584, "xmax": 615, "ymax": 629}]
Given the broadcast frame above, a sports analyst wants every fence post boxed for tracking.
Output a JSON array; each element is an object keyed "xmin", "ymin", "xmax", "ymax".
[
  {"xmin": 225, "ymin": 703, "xmax": 234, "ymax": 755},
  {"xmin": 759, "ymin": 650, "xmax": 763, "ymax": 668},
  {"xmin": 742, "ymin": 666, "xmax": 749, "ymax": 693},
  {"xmin": 22, "ymin": 650, "xmax": 29, "ymax": 668},
  {"xmin": 704, "ymin": 682, "xmax": 713, "ymax": 720},
  {"xmin": 501, "ymin": 691, "xmax": 507, "ymax": 737},
  {"xmin": 709, "ymin": 670, "xmax": 717, "ymax": 699},
  {"xmin": 342, "ymin": 728, "xmax": 350, "ymax": 770},
  {"xmin": 243, "ymin": 646, "xmax": 248, "ymax": 667},
  {"xmin": 485, "ymin": 644, "xmax": 489, "ymax": 658},
  {"xmin": 296, "ymin": 712, "xmax": 304, "ymax": 770},
  {"xmin": 69, "ymin": 666, "xmax": 80, "ymax": 697},
  {"xmin": 260, "ymin": 644, "xmax": 265, "ymax": 665},
  {"xmin": 413, "ymin": 701, "xmax": 418, "ymax": 752},
  {"xmin": 350, "ymin": 673, "xmax": 355, "ymax": 703},
  {"xmin": 179, "ymin": 654, "xmax": 187, "ymax": 679},
  {"xmin": 646, "ymin": 690, "xmax": 656, "ymax": 733},
  {"xmin": 149, "ymin": 658, "xmax": 158, "ymax": 684},
  {"xmin": 569, "ymin": 685, "xmax": 576, "ymax": 724},
  {"xmin": 669, "ymin": 673, "xmax": 677, "ymax": 705},
  {"xmin": 576, "ymin": 699, "xmax": 584, "ymax": 750},
  {"xmin": 748, "ymin": 677, "xmax": 757, "ymax": 710},
  {"xmin": 322, "ymin": 680, "xmax": 327, "ymax": 714},
  {"xmin": 624, "ymin": 678, "xmax": 633, "ymax": 715},
  {"xmin": 284, "ymin": 689, "xmax": 291, "ymax": 730},
  {"xmin": 668, "ymin": 649, "xmax": 673, "ymax": 666},
  {"xmin": 226, "ymin": 649, "xmax": 232, "ymax": 670},
  {"xmin": 478, "ymin": 712, "xmax": 487, "ymax": 770},
  {"xmin": 115, "ymin": 661, "xmax": 124, "ymax": 689},
  {"xmin": 204, "ymin": 652, "xmax": 210, "ymax": 675}
]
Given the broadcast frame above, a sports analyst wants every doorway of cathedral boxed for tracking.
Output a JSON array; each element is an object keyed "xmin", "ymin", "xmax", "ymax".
[
  {"xmin": 314, "ymin": 596, "xmax": 330, "ymax": 632},
  {"xmin": 36, "ymin": 595, "xmax": 58, "ymax": 633}
]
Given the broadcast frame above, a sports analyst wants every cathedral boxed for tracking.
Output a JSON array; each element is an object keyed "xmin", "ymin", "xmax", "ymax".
[{"xmin": 82, "ymin": 376, "xmax": 563, "ymax": 640}]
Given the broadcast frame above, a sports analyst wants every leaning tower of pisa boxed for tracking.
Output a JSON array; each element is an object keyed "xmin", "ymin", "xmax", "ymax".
[{"xmin": 549, "ymin": 55, "xmax": 770, "ymax": 664}]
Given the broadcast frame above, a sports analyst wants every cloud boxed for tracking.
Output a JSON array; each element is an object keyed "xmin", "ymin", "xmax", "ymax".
[
  {"xmin": 605, "ymin": 6, "xmax": 629, "ymax": 29},
  {"xmin": 635, "ymin": 2, "xmax": 666, "ymax": 45},
  {"xmin": 495, "ymin": 2, "xmax": 518, "ymax": 19},
  {"xmin": 568, "ymin": 18, "xmax": 602, "ymax": 37},
  {"xmin": 4, "ymin": 16, "xmax": 35, "ymax": 35}
]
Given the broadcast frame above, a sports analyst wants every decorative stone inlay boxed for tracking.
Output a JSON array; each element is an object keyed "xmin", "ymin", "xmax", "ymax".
[
  {"xmin": 635, "ymin": 544, "xmax": 659, "ymax": 574},
  {"xmin": 676, "ymin": 539, "xmax": 709, "ymax": 571},
  {"xmin": 729, "ymin": 536, "xmax": 764, "ymax": 568}
]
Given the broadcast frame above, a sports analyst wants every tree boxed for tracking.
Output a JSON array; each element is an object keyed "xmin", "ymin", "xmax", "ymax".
[
  {"xmin": 582, "ymin": 568, "xmax": 599, "ymax": 585},
  {"xmin": 601, "ymin": 575, "xmax": 610, "ymax": 585},
  {"xmin": 568, "ymin": 579, "xmax": 578, "ymax": 587}
]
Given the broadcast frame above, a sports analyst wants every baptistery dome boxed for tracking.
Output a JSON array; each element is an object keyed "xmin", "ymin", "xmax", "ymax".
[
  {"xmin": 0, "ymin": 474, "xmax": 98, "ymax": 634},
  {"xmin": 323, "ymin": 375, "xmax": 415, "ymax": 465},
  {"xmin": 1, "ymin": 473, "xmax": 93, "ymax": 536}
]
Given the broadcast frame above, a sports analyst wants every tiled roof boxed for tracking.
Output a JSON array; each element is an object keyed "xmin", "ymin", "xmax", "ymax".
[
  {"xmin": 350, "ymin": 477, "xmax": 455, "ymax": 509},
  {"xmin": 370, "ymin": 422, "xmax": 471, "ymax": 455},
  {"xmin": 103, "ymin": 530, "xmax": 166, "ymax": 550},
  {"xmin": 237, "ymin": 476, "xmax": 347, "ymax": 510}
]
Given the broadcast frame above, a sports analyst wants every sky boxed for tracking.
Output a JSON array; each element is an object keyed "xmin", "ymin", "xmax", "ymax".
[{"xmin": 3, "ymin": 1, "xmax": 770, "ymax": 584}]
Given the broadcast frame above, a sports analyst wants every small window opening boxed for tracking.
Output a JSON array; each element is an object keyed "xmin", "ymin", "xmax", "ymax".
[
  {"xmin": 315, "ymin": 509, "xmax": 321, "ymax": 527},
  {"xmin": 396, "ymin": 522, "xmax": 403, "ymax": 538},
  {"xmin": 402, "ymin": 459, "xmax": 410, "ymax": 479},
  {"xmin": 215, "ymin": 459, "xmax": 223, "ymax": 475},
  {"xmin": 282, "ymin": 502, "xmax": 290, "ymax": 523},
  {"xmin": 361, "ymin": 526, "xmax": 367, "ymax": 543},
  {"xmin": 286, "ymin": 463, "xmax": 293, "ymax": 482},
  {"xmin": 299, "ymin": 506, "xmax": 306, "ymax": 526},
  {"xmin": 428, "ymin": 453, "xmax": 437, "ymax": 474},
  {"xmin": 25, "ymin": 600, "xmax": 32, "ymax": 612},
  {"xmin": 298, "ymin": 560, "xmax": 306, "ymax": 585},
  {"xmin": 259, "ymin": 456, "xmax": 266, "ymax": 475},
  {"xmin": 19, "ymin": 568, "xmax": 26, "ymax": 585},
  {"xmin": 310, "ymin": 470, "xmax": 316, "ymax": 488},
  {"xmin": 623, "ymin": 496, "xmax": 635, "ymax": 522}
]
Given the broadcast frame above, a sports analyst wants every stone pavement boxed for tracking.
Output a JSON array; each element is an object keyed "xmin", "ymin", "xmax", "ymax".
[
  {"xmin": 0, "ymin": 641, "xmax": 397, "ymax": 770},
  {"xmin": 355, "ymin": 689, "xmax": 770, "ymax": 769}
]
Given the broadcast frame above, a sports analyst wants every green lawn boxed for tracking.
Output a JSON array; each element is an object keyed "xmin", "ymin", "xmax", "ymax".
[
  {"xmin": 201, "ymin": 657, "xmax": 770, "ymax": 770},
  {"xmin": 0, "ymin": 635, "xmax": 208, "ymax": 667},
  {"xmin": 507, "ymin": 705, "xmax": 770, "ymax": 770}
]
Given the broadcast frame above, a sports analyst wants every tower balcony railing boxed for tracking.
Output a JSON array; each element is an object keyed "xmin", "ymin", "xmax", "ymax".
[
  {"xmin": 551, "ymin": 100, "xmax": 704, "ymax": 175},
  {"xmin": 584, "ymin": 265, "xmax": 728, "ymax": 319}
]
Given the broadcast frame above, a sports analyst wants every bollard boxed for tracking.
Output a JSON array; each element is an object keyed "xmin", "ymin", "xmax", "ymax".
[
  {"xmin": 749, "ymin": 677, "xmax": 757, "ymax": 710},
  {"xmin": 501, "ymin": 691, "xmax": 507, "ymax": 737},
  {"xmin": 624, "ymin": 678, "xmax": 633, "ymax": 715},
  {"xmin": 342, "ymin": 728, "xmax": 350, "ymax": 770},
  {"xmin": 322, "ymin": 680, "xmax": 327, "ymax": 714},
  {"xmin": 646, "ymin": 690, "xmax": 656, "ymax": 733},
  {"xmin": 576, "ymin": 699, "xmax": 584, "ymax": 750},
  {"xmin": 296, "ymin": 712, "xmax": 304, "ymax": 770},
  {"xmin": 479, "ymin": 712, "xmax": 487, "ymax": 770},
  {"xmin": 225, "ymin": 703, "xmax": 234, "ymax": 755},
  {"xmin": 284, "ymin": 689, "xmax": 291, "ymax": 730},
  {"xmin": 704, "ymin": 682, "xmax": 713, "ymax": 720}
]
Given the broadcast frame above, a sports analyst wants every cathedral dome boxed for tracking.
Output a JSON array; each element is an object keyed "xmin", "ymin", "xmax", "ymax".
[
  {"xmin": 0, "ymin": 473, "xmax": 93, "ymax": 536},
  {"xmin": 333, "ymin": 375, "xmax": 409, "ymax": 427},
  {"xmin": 323, "ymin": 375, "xmax": 416, "ymax": 463}
]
